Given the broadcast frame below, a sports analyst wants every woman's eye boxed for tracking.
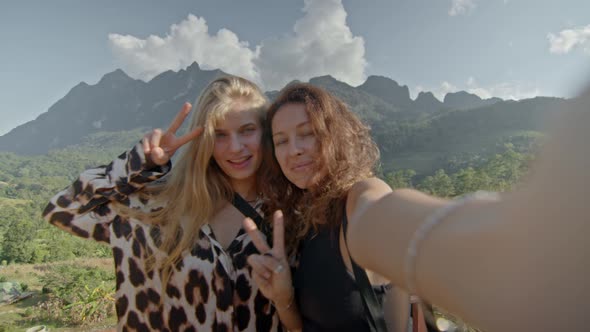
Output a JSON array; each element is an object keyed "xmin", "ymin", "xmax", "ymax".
[
  {"xmin": 274, "ymin": 139, "xmax": 287, "ymax": 146},
  {"xmin": 302, "ymin": 131, "xmax": 314, "ymax": 137},
  {"xmin": 215, "ymin": 132, "xmax": 227, "ymax": 138}
]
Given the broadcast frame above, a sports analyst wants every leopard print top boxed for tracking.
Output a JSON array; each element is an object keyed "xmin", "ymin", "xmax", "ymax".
[{"xmin": 42, "ymin": 143, "xmax": 282, "ymax": 332}]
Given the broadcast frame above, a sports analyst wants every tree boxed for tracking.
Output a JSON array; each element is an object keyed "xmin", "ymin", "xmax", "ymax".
[
  {"xmin": 1, "ymin": 210, "xmax": 36, "ymax": 263},
  {"xmin": 384, "ymin": 169, "xmax": 417, "ymax": 189},
  {"xmin": 418, "ymin": 169, "xmax": 455, "ymax": 197},
  {"xmin": 482, "ymin": 144, "xmax": 529, "ymax": 191}
]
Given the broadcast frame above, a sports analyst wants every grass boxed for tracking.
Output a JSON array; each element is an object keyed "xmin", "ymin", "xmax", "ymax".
[
  {"xmin": 0, "ymin": 258, "xmax": 116, "ymax": 331},
  {"xmin": 0, "ymin": 259, "xmax": 482, "ymax": 332},
  {"xmin": 0, "ymin": 197, "xmax": 31, "ymax": 208}
]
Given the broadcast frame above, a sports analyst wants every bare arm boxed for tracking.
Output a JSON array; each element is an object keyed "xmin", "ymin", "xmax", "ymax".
[
  {"xmin": 383, "ymin": 286, "xmax": 410, "ymax": 332},
  {"xmin": 346, "ymin": 178, "xmax": 409, "ymax": 332},
  {"xmin": 347, "ymin": 85, "xmax": 590, "ymax": 332}
]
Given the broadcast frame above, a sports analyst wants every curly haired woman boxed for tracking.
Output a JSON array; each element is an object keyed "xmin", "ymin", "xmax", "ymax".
[{"xmin": 244, "ymin": 83, "xmax": 410, "ymax": 332}]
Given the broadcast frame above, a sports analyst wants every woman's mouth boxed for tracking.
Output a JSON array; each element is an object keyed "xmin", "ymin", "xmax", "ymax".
[
  {"xmin": 292, "ymin": 160, "xmax": 313, "ymax": 172},
  {"xmin": 227, "ymin": 156, "xmax": 252, "ymax": 169}
]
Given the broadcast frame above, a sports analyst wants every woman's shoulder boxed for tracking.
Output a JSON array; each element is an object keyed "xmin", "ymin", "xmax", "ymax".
[
  {"xmin": 346, "ymin": 177, "xmax": 392, "ymax": 216},
  {"xmin": 349, "ymin": 177, "xmax": 390, "ymax": 194}
]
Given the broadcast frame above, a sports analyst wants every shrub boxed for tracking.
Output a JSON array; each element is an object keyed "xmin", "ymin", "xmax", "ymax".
[{"xmin": 35, "ymin": 264, "xmax": 115, "ymax": 326}]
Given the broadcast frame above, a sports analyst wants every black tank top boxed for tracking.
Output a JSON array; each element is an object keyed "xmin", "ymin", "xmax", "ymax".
[{"xmin": 293, "ymin": 225, "xmax": 386, "ymax": 331}]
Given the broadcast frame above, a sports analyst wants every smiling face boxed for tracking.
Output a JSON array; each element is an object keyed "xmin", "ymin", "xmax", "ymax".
[
  {"xmin": 271, "ymin": 103, "xmax": 321, "ymax": 189},
  {"xmin": 212, "ymin": 102, "xmax": 263, "ymax": 185}
]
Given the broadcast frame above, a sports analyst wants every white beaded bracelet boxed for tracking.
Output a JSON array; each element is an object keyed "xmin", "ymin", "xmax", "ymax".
[{"xmin": 404, "ymin": 191, "xmax": 500, "ymax": 297}]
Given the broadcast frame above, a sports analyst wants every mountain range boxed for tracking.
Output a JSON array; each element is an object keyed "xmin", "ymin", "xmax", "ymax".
[{"xmin": 0, "ymin": 62, "xmax": 567, "ymax": 174}]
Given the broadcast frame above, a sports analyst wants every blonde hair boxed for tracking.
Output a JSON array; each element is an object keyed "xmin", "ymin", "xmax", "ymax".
[{"xmin": 121, "ymin": 75, "xmax": 268, "ymax": 287}]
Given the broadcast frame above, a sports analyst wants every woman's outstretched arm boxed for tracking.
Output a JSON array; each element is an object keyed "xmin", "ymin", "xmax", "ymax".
[
  {"xmin": 346, "ymin": 178, "xmax": 410, "ymax": 332},
  {"xmin": 347, "ymin": 84, "xmax": 590, "ymax": 332}
]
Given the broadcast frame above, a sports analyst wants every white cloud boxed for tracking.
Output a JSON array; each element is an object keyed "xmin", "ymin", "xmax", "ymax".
[
  {"xmin": 414, "ymin": 81, "xmax": 457, "ymax": 101},
  {"xmin": 254, "ymin": 0, "xmax": 366, "ymax": 90},
  {"xmin": 468, "ymin": 78, "xmax": 541, "ymax": 100},
  {"xmin": 440, "ymin": 81, "xmax": 459, "ymax": 98},
  {"xmin": 449, "ymin": 0, "xmax": 476, "ymax": 16},
  {"xmin": 108, "ymin": 0, "xmax": 367, "ymax": 91},
  {"xmin": 411, "ymin": 81, "xmax": 458, "ymax": 101},
  {"xmin": 547, "ymin": 24, "xmax": 590, "ymax": 55},
  {"xmin": 410, "ymin": 85, "xmax": 425, "ymax": 99},
  {"xmin": 108, "ymin": 15, "xmax": 260, "ymax": 83},
  {"xmin": 423, "ymin": 78, "xmax": 540, "ymax": 101},
  {"xmin": 478, "ymin": 83, "xmax": 540, "ymax": 100}
]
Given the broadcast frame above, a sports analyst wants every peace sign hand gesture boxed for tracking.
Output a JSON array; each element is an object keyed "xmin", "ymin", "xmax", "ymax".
[
  {"xmin": 243, "ymin": 210, "xmax": 295, "ymax": 311},
  {"xmin": 142, "ymin": 102, "xmax": 203, "ymax": 166}
]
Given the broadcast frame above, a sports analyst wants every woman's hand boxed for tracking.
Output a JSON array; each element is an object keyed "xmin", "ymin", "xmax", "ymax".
[
  {"xmin": 142, "ymin": 102, "xmax": 203, "ymax": 166},
  {"xmin": 243, "ymin": 210, "xmax": 295, "ymax": 309}
]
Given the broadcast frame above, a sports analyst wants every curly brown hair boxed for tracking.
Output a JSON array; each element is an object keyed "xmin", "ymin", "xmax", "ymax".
[{"xmin": 260, "ymin": 83, "xmax": 380, "ymax": 254}]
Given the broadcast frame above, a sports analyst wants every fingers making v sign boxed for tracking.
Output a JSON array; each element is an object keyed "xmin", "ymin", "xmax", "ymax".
[
  {"xmin": 243, "ymin": 210, "xmax": 295, "ymax": 310},
  {"xmin": 142, "ymin": 102, "xmax": 204, "ymax": 166}
]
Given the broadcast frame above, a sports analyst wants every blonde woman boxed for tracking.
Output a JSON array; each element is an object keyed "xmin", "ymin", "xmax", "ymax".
[{"xmin": 43, "ymin": 76, "xmax": 301, "ymax": 331}]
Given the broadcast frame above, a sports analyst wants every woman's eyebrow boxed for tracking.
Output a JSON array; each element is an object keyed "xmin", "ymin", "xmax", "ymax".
[
  {"xmin": 239, "ymin": 122, "xmax": 257, "ymax": 129},
  {"xmin": 272, "ymin": 121, "xmax": 311, "ymax": 137}
]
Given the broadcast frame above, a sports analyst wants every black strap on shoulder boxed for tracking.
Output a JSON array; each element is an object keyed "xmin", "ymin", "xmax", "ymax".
[
  {"xmin": 343, "ymin": 214, "xmax": 389, "ymax": 332},
  {"xmin": 231, "ymin": 193, "xmax": 264, "ymax": 229}
]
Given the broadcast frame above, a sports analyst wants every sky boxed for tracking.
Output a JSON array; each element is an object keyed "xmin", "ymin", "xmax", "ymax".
[{"xmin": 1, "ymin": 0, "xmax": 589, "ymax": 135}]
